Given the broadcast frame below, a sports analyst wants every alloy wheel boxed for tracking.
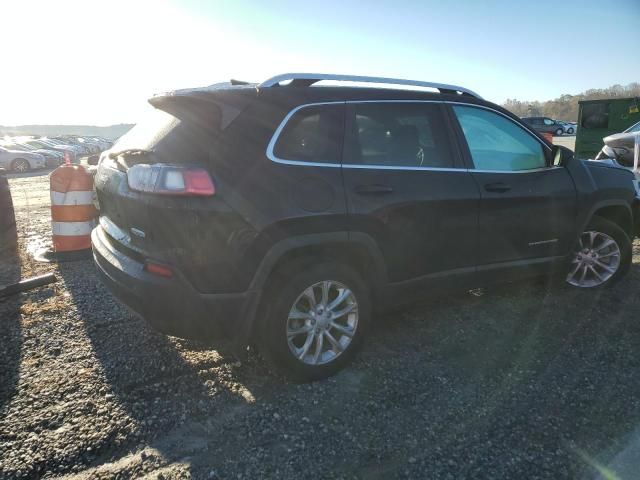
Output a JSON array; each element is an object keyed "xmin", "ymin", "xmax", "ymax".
[
  {"xmin": 13, "ymin": 159, "xmax": 30, "ymax": 173},
  {"xmin": 286, "ymin": 280, "xmax": 358, "ymax": 366},
  {"xmin": 566, "ymin": 230, "xmax": 621, "ymax": 287}
]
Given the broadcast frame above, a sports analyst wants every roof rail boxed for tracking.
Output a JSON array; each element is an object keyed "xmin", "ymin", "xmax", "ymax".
[{"xmin": 259, "ymin": 73, "xmax": 482, "ymax": 99}]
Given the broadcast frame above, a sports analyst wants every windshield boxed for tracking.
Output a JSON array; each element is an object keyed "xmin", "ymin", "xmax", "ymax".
[
  {"xmin": 15, "ymin": 143, "xmax": 36, "ymax": 150},
  {"xmin": 625, "ymin": 121, "xmax": 640, "ymax": 133},
  {"xmin": 4, "ymin": 144, "xmax": 26, "ymax": 151}
]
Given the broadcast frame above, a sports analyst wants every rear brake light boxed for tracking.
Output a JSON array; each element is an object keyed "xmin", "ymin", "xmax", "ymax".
[
  {"xmin": 127, "ymin": 164, "xmax": 215, "ymax": 196},
  {"xmin": 144, "ymin": 261, "xmax": 173, "ymax": 278}
]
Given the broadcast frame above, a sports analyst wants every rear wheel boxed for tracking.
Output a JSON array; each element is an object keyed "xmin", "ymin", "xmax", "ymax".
[
  {"xmin": 11, "ymin": 158, "xmax": 30, "ymax": 173},
  {"xmin": 555, "ymin": 127, "xmax": 564, "ymax": 136},
  {"xmin": 567, "ymin": 127, "xmax": 575, "ymax": 134},
  {"xmin": 565, "ymin": 217, "xmax": 631, "ymax": 288},
  {"xmin": 259, "ymin": 262, "xmax": 370, "ymax": 382}
]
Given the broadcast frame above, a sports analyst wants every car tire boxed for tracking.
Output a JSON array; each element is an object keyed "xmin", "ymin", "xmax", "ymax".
[
  {"xmin": 11, "ymin": 158, "xmax": 30, "ymax": 173},
  {"xmin": 258, "ymin": 261, "xmax": 371, "ymax": 382},
  {"xmin": 565, "ymin": 216, "xmax": 631, "ymax": 289},
  {"xmin": 555, "ymin": 128, "xmax": 564, "ymax": 136},
  {"xmin": 567, "ymin": 127, "xmax": 575, "ymax": 135}
]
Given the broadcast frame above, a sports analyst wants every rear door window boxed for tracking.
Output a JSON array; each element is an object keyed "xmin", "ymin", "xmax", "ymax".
[
  {"xmin": 272, "ymin": 104, "xmax": 344, "ymax": 164},
  {"xmin": 344, "ymin": 102, "xmax": 455, "ymax": 168}
]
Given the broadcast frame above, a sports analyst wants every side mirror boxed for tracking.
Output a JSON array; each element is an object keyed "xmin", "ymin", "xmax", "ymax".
[{"xmin": 552, "ymin": 145, "xmax": 574, "ymax": 167}]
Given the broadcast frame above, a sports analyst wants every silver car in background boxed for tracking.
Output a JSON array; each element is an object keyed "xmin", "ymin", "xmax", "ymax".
[
  {"xmin": 2, "ymin": 142, "xmax": 64, "ymax": 167},
  {"xmin": 0, "ymin": 146, "xmax": 46, "ymax": 172},
  {"xmin": 23, "ymin": 139, "xmax": 78, "ymax": 162}
]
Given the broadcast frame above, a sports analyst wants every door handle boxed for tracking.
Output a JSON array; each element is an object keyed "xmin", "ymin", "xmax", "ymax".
[
  {"xmin": 484, "ymin": 182, "xmax": 511, "ymax": 193},
  {"xmin": 354, "ymin": 184, "xmax": 394, "ymax": 195}
]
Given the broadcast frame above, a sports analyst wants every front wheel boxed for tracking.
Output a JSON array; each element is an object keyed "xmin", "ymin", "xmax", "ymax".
[
  {"xmin": 555, "ymin": 128, "xmax": 564, "ymax": 136},
  {"xmin": 259, "ymin": 262, "xmax": 370, "ymax": 382},
  {"xmin": 566, "ymin": 217, "xmax": 631, "ymax": 288},
  {"xmin": 567, "ymin": 127, "xmax": 575, "ymax": 134}
]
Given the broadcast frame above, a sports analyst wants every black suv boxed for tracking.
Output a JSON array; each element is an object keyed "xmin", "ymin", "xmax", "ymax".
[
  {"xmin": 92, "ymin": 73, "xmax": 637, "ymax": 381},
  {"xmin": 521, "ymin": 116, "xmax": 565, "ymax": 136}
]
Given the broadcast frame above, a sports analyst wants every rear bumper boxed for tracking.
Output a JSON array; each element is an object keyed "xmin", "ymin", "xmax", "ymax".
[{"xmin": 91, "ymin": 226, "xmax": 258, "ymax": 342}]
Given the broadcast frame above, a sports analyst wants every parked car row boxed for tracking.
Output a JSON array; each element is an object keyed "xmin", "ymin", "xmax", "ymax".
[
  {"xmin": 0, "ymin": 135, "xmax": 112, "ymax": 172},
  {"xmin": 521, "ymin": 117, "xmax": 577, "ymax": 136}
]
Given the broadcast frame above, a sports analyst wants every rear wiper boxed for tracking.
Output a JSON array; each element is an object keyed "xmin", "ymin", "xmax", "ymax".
[
  {"xmin": 105, "ymin": 149, "xmax": 154, "ymax": 172},
  {"xmin": 107, "ymin": 148, "xmax": 153, "ymax": 159}
]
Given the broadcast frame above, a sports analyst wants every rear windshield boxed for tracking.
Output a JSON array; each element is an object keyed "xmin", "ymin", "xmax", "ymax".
[
  {"xmin": 112, "ymin": 108, "xmax": 179, "ymax": 154},
  {"xmin": 111, "ymin": 102, "xmax": 221, "ymax": 165}
]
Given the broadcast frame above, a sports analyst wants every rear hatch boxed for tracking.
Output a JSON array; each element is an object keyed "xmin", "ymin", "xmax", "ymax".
[{"xmin": 94, "ymin": 87, "xmax": 254, "ymax": 293}]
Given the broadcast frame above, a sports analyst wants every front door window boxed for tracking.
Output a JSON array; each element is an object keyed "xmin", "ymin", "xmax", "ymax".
[{"xmin": 453, "ymin": 106, "xmax": 547, "ymax": 171}]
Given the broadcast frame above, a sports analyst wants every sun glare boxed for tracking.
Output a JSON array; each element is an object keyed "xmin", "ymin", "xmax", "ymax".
[{"xmin": 0, "ymin": 0, "xmax": 286, "ymax": 125}]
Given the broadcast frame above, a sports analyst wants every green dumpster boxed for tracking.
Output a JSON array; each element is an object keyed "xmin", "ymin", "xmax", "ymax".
[{"xmin": 575, "ymin": 97, "xmax": 640, "ymax": 159}]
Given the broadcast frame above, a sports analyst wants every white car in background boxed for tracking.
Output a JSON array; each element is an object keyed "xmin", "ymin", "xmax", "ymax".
[
  {"xmin": 0, "ymin": 146, "xmax": 46, "ymax": 172},
  {"xmin": 556, "ymin": 120, "xmax": 577, "ymax": 135}
]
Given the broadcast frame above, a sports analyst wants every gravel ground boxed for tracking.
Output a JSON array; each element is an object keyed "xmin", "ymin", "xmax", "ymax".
[{"xmin": 2, "ymin": 171, "xmax": 640, "ymax": 479}]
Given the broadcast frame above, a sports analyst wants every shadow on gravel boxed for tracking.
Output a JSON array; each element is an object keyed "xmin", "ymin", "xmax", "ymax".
[
  {"xmin": 56, "ymin": 258, "xmax": 261, "ymax": 473},
  {"xmin": 0, "ymin": 245, "xmax": 22, "ymax": 413},
  {"xmin": 51, "ymin": 254, "xmax": 640, "ymax": 479},
  {"xmin": 364, "ymin": 268, "xmax": 640, "ymax": 479}
]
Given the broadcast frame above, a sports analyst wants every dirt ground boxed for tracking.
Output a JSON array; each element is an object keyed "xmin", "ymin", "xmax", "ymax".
[
  {"xmin": 2, "ymin": 169, "xmax": 640, "ymax": 479},
  {"xmin": 553, "ymin": 135, "xmax": 576, "ymax": 152}
]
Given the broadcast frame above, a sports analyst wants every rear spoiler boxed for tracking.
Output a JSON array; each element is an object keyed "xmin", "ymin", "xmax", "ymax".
[{"xmin": 149, "ymin": 83, "xmax": 255, "ymax": 130}]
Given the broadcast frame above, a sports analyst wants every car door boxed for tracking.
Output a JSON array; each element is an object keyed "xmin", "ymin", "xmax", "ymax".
[
  {"xmin": 341, "ymin": 101, "xmax": 480, "ymax": 292},
  {"xmin": 449, "ymin": 104, "xmax": 577, "ymax": 281}
]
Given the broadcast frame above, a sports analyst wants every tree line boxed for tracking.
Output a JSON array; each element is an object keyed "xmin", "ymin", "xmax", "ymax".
[{"xmin": 502, "ymin": 83, "xmax": 640, "ymax": 121}]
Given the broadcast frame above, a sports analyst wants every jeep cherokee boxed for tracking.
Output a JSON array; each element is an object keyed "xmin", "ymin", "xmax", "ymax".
[{"xmin": 92, "ymin": 73, "xmax": 637, "ymax": 381}]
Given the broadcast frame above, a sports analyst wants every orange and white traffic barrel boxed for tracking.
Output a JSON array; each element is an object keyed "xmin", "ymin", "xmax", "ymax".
[{"xmin": 50, "ymin": 164, "xmax": 97, "ymax": 252}]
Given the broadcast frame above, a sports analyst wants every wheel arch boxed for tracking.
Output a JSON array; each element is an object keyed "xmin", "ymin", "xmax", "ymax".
[
  {"xmin": 588, "ymin": 202, "xmax": 633, "ymax": 238},
  {"xmin": 240, "ymin": 232, "xmax": 387, "ymax": 344},
  {"xmin": 11, "ymin": 157, "xmax": 29, "ymax": 168},
  {"xmin": 249, "ymin": 232, "xmax": 387, "ymax": 293}
]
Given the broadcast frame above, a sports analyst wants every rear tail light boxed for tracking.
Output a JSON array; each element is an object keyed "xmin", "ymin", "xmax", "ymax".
[{"xmin": 127, "ymin": 164, "xmax": 215, "ymax": 196}]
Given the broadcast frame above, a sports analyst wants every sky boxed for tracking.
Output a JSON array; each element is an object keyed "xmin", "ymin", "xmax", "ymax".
[{"xmin": 1, "ymin": 0, "xmax": 638, "ymax": 125}]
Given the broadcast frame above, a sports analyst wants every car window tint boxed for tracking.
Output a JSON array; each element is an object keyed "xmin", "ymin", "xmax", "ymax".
[
  {"xmin": 273, "ymin": 104, "xmax": 343, "ymax": 164},
  {"xmin": 344, "ymin": 103, "xmax": 454, "ymax": 168},
  {"xmin": 543, "ymin": 118, "xmax": 555, "ymax": 125},
  {"xmin": 453, "ymin": 106, "xmax": 546, "ymax": 171}
]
